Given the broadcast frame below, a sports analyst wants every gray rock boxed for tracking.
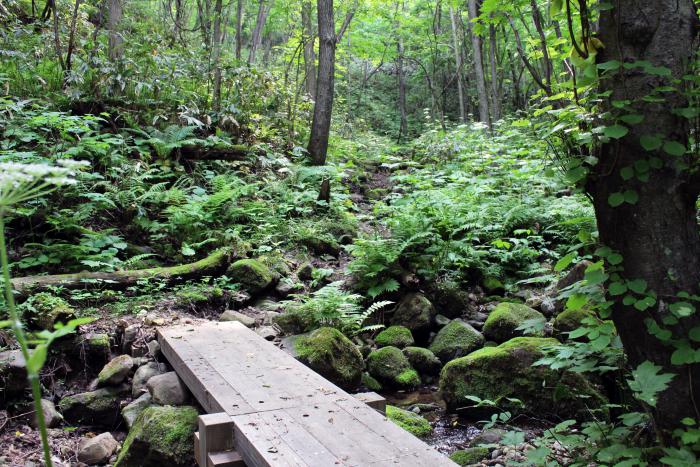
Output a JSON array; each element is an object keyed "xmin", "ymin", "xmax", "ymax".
[
  {"xmin": 58, "ymin": 385, "xmax": 129, "ymax": 426},
  {"xmin": 275, "ymin": 280, "xmax": 295, "ymax": 297},
  {"xmin": 146, "ymin": 340, "xmax": 161, "ymax": 359},
  {"xmin": 0, "ymin": 349, "xmax": 27, "ymax": 398},
  {"xmin": 78, "ymin": 432, "xmax": 119, "ymax": 465},
  {"xmin": 31, "ymin": 399, "xmax": 63, "ymax": 428},
  {"xmin": 469, "ymin": 428, "xmax": 506, "ymax": 446},
  {"xmin": 98, "ymin": 354, "xmax": 134, "ymax": 386},
  {"xmin": 296, "ymin": 262, "xmax": 313, "ymax": 281},
  {"xmin": 391, "ymin": 293, "xmax": 436, "ymax": 338},
  {"xmin": 435, "ymin": 314, "xmax": 451, "ymax": 328},
  {"xmin": 132, "ymin": 362, "xmax": 167, "ymax": 398},
  {"xmin": 429, "ymin": 319, "xmax": 485, "ymax": 363},
  {"xmin": 256, "ymin": 326, "xmax": 280, "ymax": 341},
  {"xmin": 122, "ymin": 324, "xmax": 141, "ymax": 355},
  {"xmin": 122, "ymin": 393, "xmax": 152, "ymax": 429},
  {"xmin": 219, "ymin": 310, "xmax": 256, "ymax": 328},
  {"xmin": 147, "ymin": 372, "xmax": 188, "ymax": 405}
]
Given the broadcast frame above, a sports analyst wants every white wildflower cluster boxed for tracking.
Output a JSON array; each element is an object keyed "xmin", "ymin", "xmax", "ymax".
[{"xmin": 0, "ymin": 160, "xmax": 90, "ymax": 209}]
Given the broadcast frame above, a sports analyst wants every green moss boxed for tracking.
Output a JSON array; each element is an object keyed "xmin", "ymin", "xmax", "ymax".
[
  {"xmin": 227, "ymin": 258, "xmax": 274, "ymax": 293},
  {"xmin": 439, "ymin": 337, "xmax": 607, "ymax": 419},
  {"xmin": 295, "ymin": 327, "xmax": 364, "ymax": 389},
  {"xmin": 375, "ymin": 326, "xmax": 414, "ymax": 348},
  {"xmin": 429, "ymin": 319, "xmax": 485, "ymax": 363},
  {"xmin": 361, "ymin": 372, "xmax": 382, "ymax": 391},
  {"xmin": 450, "ymin": 447, "xmax": 490, "ymax": 466},
  {"xmin": 97, "ymin": 354, "xmax": 133, "ymax": 385},
  {"xmin": 554, "ymin": 308, "xmax": 595, "ymax": 336},
  {"xmin": 18, "ymin": 292, "xmax": 75, "ymax": 329},
  {"xmin": 402, "ymin": 347, "xmax": 442, "ymax": 376},
  {"xmin": 175, "ymin": 285, "xmax": 223, "ymax": 306},
  {"xmin": 427, "ymin": 280, "xmax": 471, "ymax": 319},
  {"xmin": 482, "ymin": 276, "xmax": 505, "ymax": 294},
  {"xmin": 391, "ymin": 293, "xmax": 436, "ymax": 337},
  {"xmin": 483, "ymin": 302, "xmax": 545, "ymax": 342},
  {"xmin": 273, "ymin": 309, "xmax": 315, "ymax": 334},
  {"xmin": 386, "ymin": 405, "xmax": 432, "ymax": 438},
  {"xmin": 58, "ymin": 386, "xmax": 127, "ymax": 425},
  {"xmin": 116, "ymin": 405, "xmax": 198, "ymax": 467},
  {"xmin": 367, "ymin": 346, "xmax": 419, "ymax": 389}
]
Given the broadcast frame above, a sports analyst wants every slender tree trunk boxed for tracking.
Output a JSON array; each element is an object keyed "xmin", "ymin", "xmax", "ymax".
[
  {"xmin": 591, "ymin": 0, "xmax": 700, "ymax": 440},
  {"xmin": 51, "ymin": 0, "xmax": 65, "ymax": 70},
  {"xmin": 301, "ymin": 1, "xmax": 317, "ymax": 98},
  {"xmin": 529, "ymin": 0, "xmax": 552, "ymax": 90},
  {"xmin": 64, "ymin": 0, "xmax": 81, "ymax": 78},
  {"xmin": 248, "ymin": 0, "xmax": 271, "ymax": 65},
  {"xmin": 211, "ymin": 0, "xmax": 223, "ymax": 110},
  {"xmin": 307, "ymin": 0, "xmax": 336, "ymax": 165},
  {"xmin": 107, "ymin": 0, "xmax": 123, "ymax": 61},
  {"xmin": 397, "ymin": 33, "xmax": 408, "ymax": 142},
  {"xmin": 235, "ymin": 0, "xmax": 244, "ymax": 60},
  {"xmin": 487, "ymin": 23, "xmax": 500, "ymax": 121},
  {"xmin": 449, "ymin": 7, "xmax": 466, "ymax": 123},
  {"xmin": 466, "ymin": 0, "xmax": 490, "ymax": 126}
]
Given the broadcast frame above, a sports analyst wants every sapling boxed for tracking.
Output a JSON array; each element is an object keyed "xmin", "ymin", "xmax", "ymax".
[{"xmin": 0, "ymin": 160, "xmax": 90, "ymax": 467}]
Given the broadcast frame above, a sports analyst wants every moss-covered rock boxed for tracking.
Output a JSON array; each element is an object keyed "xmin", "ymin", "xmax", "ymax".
[
  {"xmin": 439, "ymin": 337, "xmax": 607, "ymax": 419},
  {"xmin": 375, "ymin": 326, "xmax": 414, "ymax": 348},
  {"xmin": 115, "ymin": 405, "xmax": 198, "ymax": 467},
  {"xmin": 175, "ymin": 285, "xmax": 223, "ymax": 307},
  {"xmin": 386, "ymin": 405, "xmax": 431, "ymax": 438},
  {"xmin": 554, "ymin": 308, "xmax": 595, "ymax": 336},
  {"xmin": 98, "ymin": 354, "xmax": 134, "ymax": 386},
  {"xmin": 0, "ymin": 349, "xmax": 27, "ymax": 399},
  {"xmin": 273, "ymin": 309, "xmax": 315, "ymax": 334},
  {"xmin": 482, "ymin": 277, "xmax": 505, "ymax": 294},
  {"xmin": 361, "ymin": 372, "xmax": 382, "ymax": 391},
  {"xmin": 429, "ymin": 319, "xmax": 485, "ymax": 363},
  {"xmin": 59, "ymin": 385, "xmax": 129, "ymax": 426},
  {"xmin": 427, "ymin": 280, "xmax": 472, "ymax": 319},
  {"xmin": 402, "ymin": 347, "xmax": 442, "ymax": 376},
  {"xmin": 366, "ymin": 346, "xmax": 420, "ymax": 389},
  {"xmin": 391, "ymin": 293, "xmax": 436, "ymax": 338},
  {"xmin": 18, "ymin": 292, "xmax": 75, "ymax": 330},
  {"xmin": 227, "ymin": 259, "xmax": 274, "ymax": 294},
  {"xmin": 482, "ymin": 303, "xmax": 545, "ymax": 343},
  {"xmin": 450, "ymin": 447, "xmax": 490, "ymax": 466},
  {"xmin": 295, "ymin": 327, "xmax": 364, "ymax": 389}
]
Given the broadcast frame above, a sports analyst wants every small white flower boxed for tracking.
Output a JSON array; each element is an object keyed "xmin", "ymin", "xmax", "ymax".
[{"xmin": 0, "ymin": 160, "xmax": 90, "ymax": 209}]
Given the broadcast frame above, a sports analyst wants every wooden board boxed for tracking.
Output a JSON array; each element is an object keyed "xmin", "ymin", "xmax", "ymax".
[{"xmin": 159, "ymin": 321, "xmax": 456, "ymax": 467}]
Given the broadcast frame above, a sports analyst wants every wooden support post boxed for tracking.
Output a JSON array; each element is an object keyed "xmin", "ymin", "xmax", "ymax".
[
  {"xmin": 354, "ymin": 391, "xmax": 387, "ymax": 414},
  {"xmin": 198, "ymin": 413, "xmax": 237, "ymax": 467}
]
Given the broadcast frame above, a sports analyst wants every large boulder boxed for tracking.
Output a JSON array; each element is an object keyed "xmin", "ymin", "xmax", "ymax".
[
  {"xmin": 402, "ymin": 347, "xmax": 442, "ymax": 376},
  {"xmin": 294, "ymin": 327, "xmax": 364, "ymax": 390},
  {"xmin": 426, "ymin": 280, "xmax": 475, "ymax": 319},
  {"xmin": 147, "ymin": 372, "xmax": 189, "ymax": 405},
  {"xmin": 429, "ymin": 319, "xmax": 484, "ymax": 363},
  {"xmin": 553, "ymin": 308, "xmax": 595, "ymax": 336},
  {"xmin": 482, "ymin": 303, "xmax": 545, "ymax": 343},
  {"xmin": 122, "ymin": 393, "xmax": 153, "ymax": 429},
  {"xmin": 375, "ymin": 326, "xmax": 414, "ymax": 348},
  {"xmin": 18, "ymin": 292, "xmax": 75, "ymax": 329},
  {"xmin": 0, "ymin": 349, "xmax": 27, "ymax": 399},
  {"xmin": 227, "ymin": 259, "xmax": 274, "ymax": 294},
  {"xmin": 273, "ymin": 310, "xmax": 315, "ymax": 335},
  {"xmin": 391, "ymin": 293, "xmax": 436, "ymax": 338},
  {"xmin": 439, "ymin": 337, "xmax": 607, "ymax": 418},
  {"xmin": 219, "ymin": 310, "xmax": 256, "ymax": 327},
  {"xmin": 59, "ymin": 385, "xmax": 129, "ymax": 426},
  {"xmin": 32, "ymin": 399, "xmax": 63, "ymax": 428},
  {"xmin": 98, "ymin": 354, "xmax": 134, "ymax": 386},
  {"xmin": 115, "ymin": 405, "xmax": 198, "ymax": 467},
  {"xmin": 366, "ymin": 346, "xmax": 420, "ymax": 389},
  {"xmin": 386, "ymin": 405, "xmax": 431, "ymax": 438},
  {"xmin": 78, "ymin": 432, "xmax": 119, "ymax": 465}
]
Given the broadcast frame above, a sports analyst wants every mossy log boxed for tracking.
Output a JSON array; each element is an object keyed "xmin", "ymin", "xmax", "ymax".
[
  {"xmin": 11, "ymin": 249, "xmax": 231, "ymax": 297},
  {"xmin": 178, "ymin": 144, "xmax": 257, "ymax": 161}
]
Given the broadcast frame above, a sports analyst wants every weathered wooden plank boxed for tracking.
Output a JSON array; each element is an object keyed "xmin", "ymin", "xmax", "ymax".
[
  {"xmin": 207, "ymin": 451, "xmax": 246, "ymax": 467},
  {"xmin": 199, "ymin": 413, "xmax": 234, "ymax": 466},
  {"xmin": 353, "ymin": 391, "xmax": 386, "ymax": 414}
]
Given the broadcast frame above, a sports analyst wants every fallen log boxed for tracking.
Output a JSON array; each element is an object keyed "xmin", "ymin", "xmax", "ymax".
[
  {"xmin": 178, "ymin": 144, "xmax": 258, "ymax": 161},
  {"xmin": 11, "ymin": 249, "xmax": 231, "ymax": 297}
]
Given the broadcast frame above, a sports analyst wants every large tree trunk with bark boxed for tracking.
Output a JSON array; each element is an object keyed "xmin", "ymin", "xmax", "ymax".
[
  {"xmin": 301, "ymin": 1, "xmax": 317, "ymax": 98},
  {"xmin": 211, "ymin": 0, "xmax": 224, "ymax": 110},
  {"xmin": 449, "ymin": 7, "xmax": 466, "ymax": 123},
  {"xmin": 307, "ymin": 0, "xmax": 336, "ymax": 165},
  {"xmin": 396, "ymin": 33, "xmax": 408, "ymax": 142},
  {"xmin": 487, "ymin": 22, "xmax": 500, "ymax": 121},
  {"xmin": 591, "ymin": 0, "xmax": 700, "ymax": 439},
  {"xmin": 466, "ymin": 0, "xmax": 489, "ymax": 126},
  {"xmin": 248, "ymin": 0, "xmax": 271, "ymax": 65},
  {"xmin": 106, "ymin": 0, "xmax": 123, "ymax": 61},
  {"xmin": 235, "ymin": 0, "xmax": 244, "ymax": 60}
]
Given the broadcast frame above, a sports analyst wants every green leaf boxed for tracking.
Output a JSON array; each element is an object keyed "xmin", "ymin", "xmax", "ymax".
[
  {"xmin": 608, "ymin": 192, "xmax": 625, "ymax": 207},
  {"xmin": 663, "ymin": 140, "xmax": 687, "ymax": 156},
  {"xmin": 555, "ymin": 252, "xmax": 577, "ymax": 272},
  {"xmin": 627, "ymin": 361, "xmax": 675, "ymax": 407},
  {"xmin": 620, "ymin": 114, "xmax": 644, "ymax": 125},
  {"xmin": 628, "ymin": 279, "xmax": 648, "ymax": 294},
  {"xmin": 566, "ymin": 294, "xmax": 589, "ymax": 311},
  {"xmin": 640, "ymin": 135, "xmax": 662, "ymax": 151},
  {"xmin": 597, "ymin": 60, "xmax": 621, "ymax": 71},
  {"xmin": 608, "ymin": 253, "xmax": 623, "ymax": 265},
  {"xmin": 549, "ymin": 0, "xmax": 563, "ymax": 15},
  {"xmin": 620, "ymin": 166, "xmax": 634, "ymax": 180},
  {"xmin": 609, "ymin": 281, "xmax": 628, "ymax": 296},
  {"xmin": 670, "ymin": 301, "xmax": 696, "ymax": 318},
  {"xmin": 671, "ymin": 344, "xmax": 697, "ymax": 365},
  {"xmin": 26, "ymin": 344, "xmax": 48, "ymax": 375},
  {"xmin": 565, "ymin": 166, "xmax": 587, "ymax": 183},
  {"xmin": 623, "ymin": 190, "xmax": 639, "ymax": 205},
  {"xmin": 603, "ymin": 124, "xmax": 629, "ymax": 139},
  {"xmin": 689, "ymin": 327, "xmax": 700, "ymax": 342}
]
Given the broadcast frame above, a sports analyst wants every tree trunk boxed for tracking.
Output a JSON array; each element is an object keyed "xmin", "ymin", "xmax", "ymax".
[
  {"xmin": 529, "ymin": 0, "xmax": 551, "ymax": 90},
  {"xmin": 306, "ymin": 0, "xmax": 336, "ymax": 165},
  {"xmin": 466, "ymin": 0, "xmax": 489, "ymax": 126},
  {"xmin": 449, "ymin": 7, "xmax": 466, "ymax": 123},
  {"xmin": 235, "ymin": 0, "xmax": 244, "ymax": 60},
  {"xmin": 64, "ymin": 0, "xmax": 81, "ymax": 78},
  {"xmin": 107, "ymin": 0, "xmax": 123, "ymax": 61},
  {"xmin": 591, "ymin": 0, "xmax": 700, "ymax": 439},
  {"xmin": 301, "ymin": 1, "xmax": 317, "ymax": 98},
  {"xmin": 396, "ymin": 33, "xmax": 408, "ymax": 142},
  {"xmin": 211, "ymin": 0, "xmax": 224, "ymax": 110},
  {"xmin": 248, "ymin": 0, "xmax": 271, "ymax": 65},
  {"xmin": 487, "ymin": 22, "xmax": 500, "ymax": 121}
]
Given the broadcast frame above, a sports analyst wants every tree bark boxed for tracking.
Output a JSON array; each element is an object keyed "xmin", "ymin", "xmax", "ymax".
[
  {"xmin": 306, "ymin": 0, "xmax": 337, "ymax": 165},
  {"xmin": 235, "ymin": 0, "xmax": 244, "ymax": 60},
  {"xmin": 211, "ymin": 0, "xmax": 224, "ymax": 110},
  {"xmin": 106, "ymin": 0, "xmax": 123, "ymax": 61},
  {"xmin": 396, "ymin": 30, "xmax": 408, "ymax": 142},
  {"xmin": 529, "ymin": 0, "xmax": 552, "ymax": 90},
  {"xmin": 64, "ymin": 0, "xmax": 81, "ymax": 78},
  {"xmin": 487, "ymin": 22, "xmax": 500, "ymax": 121},
  {"xmin": 301, "ymin": 1, "xmax": 317, "ymax": 98},
  {"xmin": 466, "ymin": 0, "xmax": 490, "ymax": 126},
  {"xmin": 449, "ymin": 7, "xmax": 466, "ymax": 123},
  {"xmin": 248, "ymin": 0, "xmax": 271, "ymax": 65},
  {"xmin": 591, "ymin": 0, "xmax": 700, "ymax": 439}
]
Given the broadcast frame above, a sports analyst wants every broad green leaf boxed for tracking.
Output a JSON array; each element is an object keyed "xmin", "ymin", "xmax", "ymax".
[
  {"xmin": 620, "ymin": 114, "xmax": 644, "ymax": 125},
  {"xmin": 628, "ymin": 279, "xmax": 648, "ymax": 294},
  {"xmin": 623, "ymin": 190, "xmax": 639, "ymax": 204},
  {"xmin": 566, "ymin": 294, "xmax": 589, "ymax": 311},
  {"xmin": 597, "ymin": 60, "xmax": 621, "ymax": 71},
  {"xmin": 555, "ymin": 251, "xmax": 577, "ymax": 272},
  {"xmin": 26, "ymin": 345, "xmax": 48, "ymax": 374},
  {"xmin": 671, "ymin": 344, "xmax": 696, "ymax": 365},
  {"xmin": 627, "ymin": 361, "xmax": 675, "ymax": 407},
  {"xmin": 640, "ymin": 135, "xmax": 662, "ymax": 151},
  {"xmin": 689, "ymin": 327, "xmax": 700, "ymax": 342},
  {"xmin": 620, "ymin": 166, "xmax": 634, "ymax": 180},
  {"xmin": 663, "ymin": 140, "xmax": 687, "ymax": 156},
  {"xmin": 608, "ymin": 192, "xmax": 625, "ymax": 207},
  {"xmin": 670, "ymin": 301, "xmax": 696, "ymax": 318},
  {"xmin": 549, "ymin": 0, "xmax": 563, "ymax": 15},
  {"xmin": 603, "ymin": 124, "xmax": 629, "ymax": 139},
  {"xmin": 609, "ymin": 281, "xmax": 628, "ymax": 296}
]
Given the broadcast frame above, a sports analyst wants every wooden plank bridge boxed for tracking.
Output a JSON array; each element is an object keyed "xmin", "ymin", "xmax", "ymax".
[{"xmin": 158, "ymin": 321, "xmax": 456, "ymax": 467}]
